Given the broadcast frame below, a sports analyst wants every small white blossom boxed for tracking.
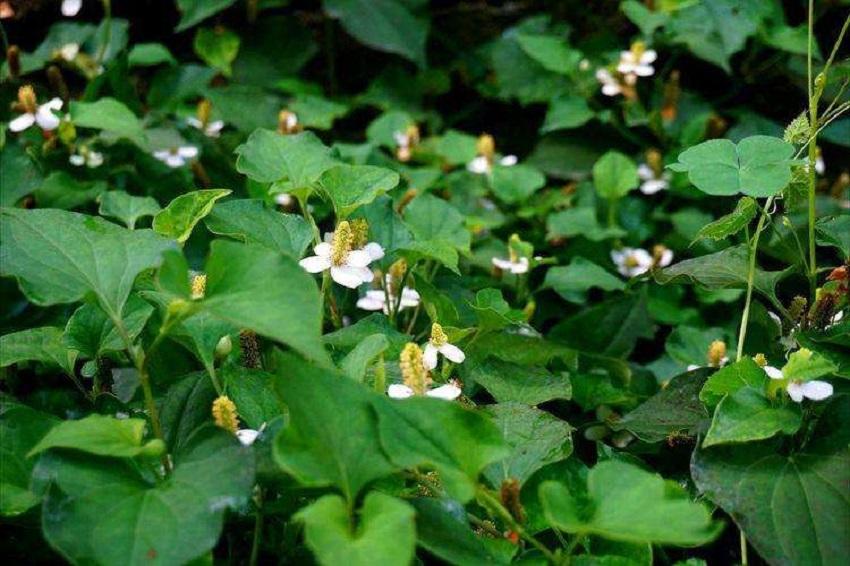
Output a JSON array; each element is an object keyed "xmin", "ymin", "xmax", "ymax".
[
  {"xmin": 153, "ymin": 146, "xmax": 198, "ymax": 168},
  {"xmin": 387, "ymin": 381, "xmax": 462, "ymax": 401},
  {"xmin": 423, "ymin": 323, "xmax": 465, "ymax": 370},
  {"xmin": 10, "ymin": 95, "xmax": 63, "ymax": 133},
  {"xmin": 815, "ymin": 155, "xmax": 825, "ymax": 175},
  {"xmin": 765, "ymin": 366, "xmax": 833, "ymax": 403},
  {"xmin": 274, "ymin": 193, "xmax": 293, "ymax": 207},
  {"xmin": 492, "ymin": 256, "xmax": 529, "ymax": 274},
  {"xmin": 357, "ymin": 275, "xmax": 420, "ymax": 314},
  {"xmin": 61, "ymin": 0, "xmax": 82, "ymax": 17},
  {"xmin": 69, "ymin": 148, "xmax": 104, "ymax": 168},
  {"xmin": 595, "ymin": 68, "xmax": 636, "ymax": 97},
  {"xmin": 236, "ymin": 423, "xmax": 266, "ymax": 446},
  {"xmin": 299, "ymin": 242, "xmax": 374, "ymax": 288},
  {"xmin": 58, "ymin": 43, "xmax": 80, "ymax": 62},
  {"xmin": 617, "ymin": 46, "xmax": 657, "ymax": 77},
  {"xmin": 611, "ymin": 247, "xmax": 653, "ymax": 277},
  {"xmin": 467, "ymin": 154, "xmax": 517, "ymax": 175},
  {"xmin": 187, "ymin": 117, "xmax": 225, "ymax": 138},
  {"xmin": 637, "ymin": 163, "xmax": 671, "ymax": 195}
]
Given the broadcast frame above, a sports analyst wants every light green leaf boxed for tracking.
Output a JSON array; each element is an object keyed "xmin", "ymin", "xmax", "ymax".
[
  {"xmin": 781, "ymin": 348, "xmax": 837, "ymax": 382},
  {"xmin": 193, "ymin": 27, "xmax": 240, "ymax": 76},
  {"xmin": 35, "ymin": 172, "xmax": 106, "ymax": 210},
  {"xmin": 340, "ymin": 334, "xmax": 389, "ymax": 382},
  {"xmin": 815, "ymin": 216, "xmax": 850, "ymax": 258},
  {"xmin": 547, "ymin": 207, "xmax": 626, "ymax": 242},
  {"xmin": 594, "ymin": 151, "xmax": 638, "ymax": 201},
  {"xmin": 127, "ymin": 43, "xmax": 176, "ymax": 67},
  {"xmin": 490, "ymin": 164, "xmax": 546, "ymax": 204},
  {"xmin": 235, "ymin": 129, "xmax": 339, "ymax": 189},
  {"xmin": 29, "ymin": 414, "xmax": 163, "ymax": 458},
  {"xmin": 541, "ymin": 460, "xmax": 722, "ymax": 545},
  {"xmin": 703, "ymin": 388, "xmax": 801, "ymax": 447},
  {"xmin": 296, "ymin": 492, "xmax": 416, "ymax": 566},
  {"xmin": 464, "ymin": 359, "xmax": 571, "ymax": 406},
  {"xmin": 222, "ymin": 366, "xmax": 280, "ymax": 430},
  {"xmin": 694, "ymin": 197, "xmax": 758, "ymax": 242},
  {"xmin": 153, "ymin": 189, "xmax": 231, "ymax": 243},
  {"xmin": 621, "ymin": 0, "xmax": 669, "ymax": 35},
  {"xmin": 0, "ymin": 208, "xmax": 173, "ymax": 320},
  {"xmin": 289, "ymin": 94, "xmax": 349, "ymax": 130},
  {"xmin": 64, "ymin": 296, "xmax": 153, "ymax": 359},
  {"xmin": 516, "ymin": 34, "xmax": 581, "ymax": 75},
  {"xmin": 699, "ymin": 358, "xmax": 767, "ymax": 408},
  {"xmin": 543, "ymin": 258, "xmax": 625, "ymax": 303},
  {"xmin": 1, "ymin": 142, "xmax": 43, "ymax": 207},
  {"xmin": 0, "ymin": 327, "xmax": 77, "ymax": 376},
  {"xmin": 201, "ymin": 241, "xmax": 330, "ymax": 365},
  {"xmin": 176, "ymin": 0, "xmax": 238, "ymax": 32},
  {"xmin": 541, "ymin": 95, "xmax": 595, "ymax": 133},
  {"xmin": 204, "ymin": 199, "xmax": 312, "ymax": 258},
  {"xmin": 324, "ymin": 0, "xmax": 428, "ymax": 66},
  {"xmin": 70, "ymin": 98, "xmax": 147, "ymax": 148},
  {"xmin": 670, "ymin": 136, "xmax": 795, "ymax": 197},
  {"xmin": 98, "ymin": 191, "xmax": 162, "ymax": 229},
  {"xmin": 318, "ymin": 164, "xmax": 399, "ymax": 217},
  {"xmin": 469, "ymin": 288, "xmax": 525, "ymax": 333}
]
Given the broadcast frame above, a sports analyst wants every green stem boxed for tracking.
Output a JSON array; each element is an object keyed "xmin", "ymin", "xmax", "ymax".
[
  {"xmin": 736, "ymin": 198, "xmax": 772, "ymax": 362},
  {"xmin": 477, "ymin": 488, "xmax": 557, "ymax": 564},
  {"xmin": 740, "ymin": 530, "xmax": 749, "ymax": 566},
  {"xmin": 249, "ymin": 489, "xmax": 264, "ymax": 566},
  {"xmin": 95, "ymin": 0, "xmax": 112, "ymax": 64}
]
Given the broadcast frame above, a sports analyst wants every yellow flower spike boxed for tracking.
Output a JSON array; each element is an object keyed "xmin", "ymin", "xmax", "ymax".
[
  {"xmin": 330, "ymin": 221, "xmax": 353, "ymax": 266},
  {"xmin": 630, "ymin": 40, "xmax": 646, "ymax": 58},
  {"xmin": 191, "ymin": 274, "xmax": 207, "ymax": 300},
  {"xmin": 399, "ymin": 343, "xmax": 431, "ymax": 395},
  {"xmin": 212, "ymin": 395, "xmax": 239, "ymax": 434},
  {"xmin": 197, "ymin": 99, "xmax": 212, "ymax": 127},
  {"xmin": 753, "ymin": 353, "xmax": 767, "ymax": 367},
  {"xmin": 707, "ymin": 340, "xmax": 727, "ymax": 368},
  {"xmin": 430, "ymin": 322, "xmax": 448, "ymax": 347},
  {"xmin": 508, "ymin": 233, "xmax": 521, "ymax": 263},
  {"xmin": 349, "ymin": 218, "xmax": 370, "ymax": 249},
  {"xmin": 17, "ymin": 85, "xmax": 37, "ymax": 113},
  {"xmin": 476, "ymin": 133, "xmax": 495, "ymax": 160},
  {"xmin": 646, "ymin": 148, "xmax": 663, "ymax": 175}
]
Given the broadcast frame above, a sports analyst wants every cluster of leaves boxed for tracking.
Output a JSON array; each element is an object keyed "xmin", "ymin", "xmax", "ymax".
[{"xmin": 1, "ymin": 1, "xmax": 848, "ymax": 566}]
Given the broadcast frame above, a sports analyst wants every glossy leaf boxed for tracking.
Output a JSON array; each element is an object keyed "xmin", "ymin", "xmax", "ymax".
[{"xmin": 153, "ymin": 189, "xmax": 231, "ymax": 243}]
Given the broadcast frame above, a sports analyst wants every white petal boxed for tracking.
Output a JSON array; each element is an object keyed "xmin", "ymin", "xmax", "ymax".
[
  {"xmin": 236, "ymin": 429, "xmax": 260, "ymax": 446},
  {"xmin": 616, "ymin": 62, "xmax": 636, "ymax": 75},
  {"xmin": 62, "ymin": 0, "xmax": 82, "ymax": 16},
  {"xmin": 815, "ymin": 157, "xmax": 825, "ymax": 175},
  {"xmin": 363, "ymin": 242, "xmax": 385, "ymax": 261},
  {"xmin": 764, "ymin": 366, "xmax": 784, "ymax": 380},
  {"xmin": 596, "ymin": 68, "xmax": 613, "ymax": 82},
  {"xmin": 165, "ymin": 154, "xmax": 185, "ymax": 167},
  {"xmin": 186, "ymin": 117, "xmax": 203, "ymax": 129},
  {"xmin": 206, "ymin": 120, "xmax": 224, "ymax": 133},
  {"xmin": 500, "ymin": 155, "xmax": 518, "ymax": 166},
  {"xmin": 356, "ymin": 294, "xmax": 386, "ymax": 311},
  {"xmin": 274, "ymin": 193, "xmax": 293, "ymax": 206},
  {"xmin": 658, "ymin": 249, "xmax": 673, "ymax": 267},
  {"xmin": 687, "ymin": 364, "xmax": 701, "ymax": 371},
  {"xmin": 177, "ymin": 146, "xmax": 198, "ymax": 159},
  {"xmin": 388, "ymin": 384, "xmax": 414, "ymax": 399},
  {"xmin": 610, "ymin": 249, "xmax": 626, "ymax": 266},
  {"xmin": 439, "ymin": 343, "xmax": 466, "ymax": 364},
  {"xmin": 601, "ymin": 83, "xmax": 621, "ymax": 96},
  {"xmin": 423, "ymin": 343, "xmax": 439, "ymax": 370},
  {"xmin": 59, "ymin": 43, "xmax": 79, "ymax": 61},
  {"xmin": 9, "ymin": 113, "xmax": 35, "ymax": 132},
  {"xmin": 633, "ymin": 64, "xmax": 655, "ymax": 77},
  {"xmin": 786, "ymin": 382, "xmax": 805, "ymax": 403},
  {"xmin": 69, "ymin": 154, "xmax": 85, "ymax": 166},
  {"xmin": 345, "ymin": 249, "xmax": 373, "ymax": 268},
  {"xmin": 640, "ymin": 179, "xmax": 668, "ymax": 194},
  {"xmin": 641, "ymin": 50, "xmax": 658, "ymax": 64},
  {"xmin": 467, "ymin": 156, "xmax": 490, "ymax": 174},
  {"xmin": 768, "ymin": 311, "xmax": 782, "ymax": 329},
  {"xmin": 393, "ymin": 131, "xmax": 409, "ymax": 147},
  {"xmin": 87, "ymin": 151, "xmax": 104, "ymax": 167},
  {"xmin": 492, "ymin": 257, "xmax": 514, "ymax": 270},
  {"xmin": 153, "ymin": 149, "xmax": 171, "ymax": 160},
  {"xmin": 35, "ymin": 105, "xmax": 61, "ymax": 131},
  {"xmin": 330, "ymin": 265, "xmax": 369, "ymax": 288},
  {"xmin": 299, "ymin": 255, "xmax": 331, "ymax": 273},
  {"xmin": 510, "ymin": 258, "xmax": 530, "ymax": 274},
  {"xmin": 632, "ymin": 248, "xmax": 653, "ymax": 267},
  {"xmin": 313, "ymin": 242, "xmax": 332, "ymax": 257},
  {"xmin": 801, "ymin": 381, "xmax": 833, "ymax": 401},
  {"xmin": 637, "ymin": 164, "xmax": 654, "ymax": 181},
  {"xmin": 427, "ymin": 383, "xmax": 462, "ymax": 400},
  {"xmin": 398, "ymin": 289, "xmax": 420, "ymax": 309}
]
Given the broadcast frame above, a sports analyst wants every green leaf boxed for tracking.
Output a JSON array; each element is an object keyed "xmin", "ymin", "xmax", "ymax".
[
  {"xmin": 703, "ymin": 388, "xmax": 801, "ymax": 447},
  {"xmin": 39, "ymin": 426, "xmax": 254, "ymax": 566},
  {"xmin": 318, "ymin": 164, "xmax": 399, "ymax": 217},
  {"xmin": 377, "ymin": 397, "xmax": 508, "ymax": 503},
  {"xmin": 29, "ymin": 414, "xmax": 163, "ymax": 458},
  {"xmin": 176, "ymin": 0, "xmax": 238, "ymax": 32},
  {"xmin": 289, "ymin": 94, "xmax": 349, "ymax": 130},
  {"xmin": 815, "ymin": 215, "xmax": 850, "ymax": 258},
  {"xmin": 469, "ymin": 288, "xmax": 525, "ymax": 332},
  {"xmin": 699, "ymin": 358, "xmax": 767, "ymax": 408},
  {"xmin": 235, "ymin": 129, "xmax": 338, "ymax": 188},
  {"xmin": 340, "ymin": 334, "xmax": 390, "ymax": 382},
  {"xmin": 159, "ymin": 372, "xmax": 217, "ymax": 453},
  {"xmin": 1, "ymin": 142, "xmax": 43, "ymax": 207},
  {"xmin": 403, "ymin": 194, "xmax": 471, "ymax": 252},
  {"xmin": 0, "ymin": 327, "xmax": 77, "ymax": 376},
  {"xmin": 483, "ymin": 403, "xmax": 573, "ymax": 486},
  {"xmin": 490, "ymin": 164, "xmax": 546, "ymax": 204},
  {"xmin": 669, "ymin": 136, "xmax": 795, "ymax": 197},
  {"xmin": 0, "ymin": 208, "xmax": 173, "ymax": 320},
  {"xmin": 594, "ymin": 151, "xmax": 638, "ymax": 201},
  {"xmin": 35, "ymin": 172, "xmax": 106, "ymax": 210},
  {"xmin": 153, "ymin": 189, "xmax": 231, "ymax": 244},
  {"xmin": 222, "ymin": 366, "xmax": 280, "ymax": 430},
  {"xmin": 781, "ymin": 348, "xmax": 837, "ymax": 382},
  {"xmin": 541, "ymin": 96, "xmax": 595, "ymax": 133},
  {"xmin": 201, "ymin": 241, "xmax": 330, "ymax": 365},
  {"xmin": 296, "ymin": 492, "xmax": 416, "ymax": 566},
  {"xmin": 621, "ymin": 0, "xmax": 669, "ymax": 35},
  {"xmin": 170, "ymin": 310, "xmax": 236, "ymax": 378},
  {"xmin": 98, "ymin": 191, "xmax": 162, "ymax": 229},
  {"xmin": 193, "ymin": 27, "xmax": 239, "ymax": 77},
  {"xmin": 324, "ymin": 0, "xmax": 428, "ymax": 66},
  {"xmin": 541, "ymin": 460, "xmax": 722, "ymax": 545},
  {"xmin": 273, "ymin": 354, "xmax": 396, "ymax": 501},
  {"xmin": 127, "ymin": 43, "xmax": 176, "ymax": 67},
  {"xmin": 694, "ymin": 197, "xmax": 758, "ymax": 242},
  {"xmin": 543, "ymin": 258, "xmax": 625, "ymax": 303},
  {"xmin": 692, "ymin": 396, "xmax": 850, "ymax": 565},
  {"xmin": 204, "ymin": 199, "xmax": 312, "ymax": 258},
  {"xmin": 64, "ymin": 296, "xmax": 153, "ymax": 359},
  {"xmin": 615, "ymin": 370, "xmax": 710, "ymax": 443},
  {"xmin": 0, "ymin": 401, "xmax": 59, "ymax": 516},
  {"xmin": 70, "ymin": 98, "xmax": 147, "ymax": 148},
  {"xmin": 547, "ymin": 207, "xmax": 626, "ymax": 242},
  {"xmin": 515, "ymin": 34, "xmax": 581, "ymax": 75},
  {"xmin": 464, "ymin": 359, "xmax": 571, "ymax": 406}
]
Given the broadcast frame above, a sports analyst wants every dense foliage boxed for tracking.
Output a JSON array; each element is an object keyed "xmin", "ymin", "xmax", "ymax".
[{"xmin": 1, "ymin": 1, "xmax": 849, "ymax": 565}]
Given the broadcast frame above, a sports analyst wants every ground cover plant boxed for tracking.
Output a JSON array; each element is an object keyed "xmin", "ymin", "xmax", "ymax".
[{"xmin": 0, "ymin": 0, "xmax": 848, "ymax": 564}]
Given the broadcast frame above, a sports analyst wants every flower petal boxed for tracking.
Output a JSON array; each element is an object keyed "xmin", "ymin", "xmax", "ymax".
[
  {"xmin": 637, "ymin": 164, "xmax": 654, "ymax": 181},
  {"xmin": 439, "ymin": 343, "xmax": 466, "ymax": 364},
  {"xmin": 346, "ymin": 249, "xmax": 373, "ymax": 268},
  {"xmin": 467, "ymin": 156, "xmax": 490, "ymax": 174},
  {"xmin": 764, "ymin": 366, "xmax": 784, "ymax": 380},
  {"xmin": 492, "ymin": 257, "xmax": 513, "ymax": 270},
  {"xmin": 363, "ymin": 242, "xmax": 385, "ymax": 261},
  {"xmin": 387, "ymin": 384, "xmax": 414, "ymax": 399},
  {"xmin": 299, "ymin": 255, "xmax": 331, "ymax": 273},
  {"xmin": 801, "ymin": 380, "xmax": 833, "ymax": 401},
  {"xmin": 500, "ymin": 155, "xmax": 518, "ymax": 167},
  {"xmin": 61, "ymin": 0, "xmax": 82, "ymax": 16},
  {"xmin": 186, "ymin": 117, "xmax": 203, "ymax": 129},
  {"xmin": 786, "ymin": 382, "xmax": 805, "ymax": 403},
  {"xmin": 641, "ymin": 50, "xmax": 658, "ymax": 64},
  {"xmin": 164, "ymin": 154, "xmax": 185, "ymax": 168},
  {"xmin": 427, "ymin": 383, "xmax": 462, "ymax": 401},
  {"xmin": 601, "ymin": 83, "xmax": 621, "ymax": 96},
  {"xmin": 236, "ymin": 429, "xmax": 260, "ymax": 446},
  {"xmin": 356, "ymin": 294, "xmax": 386, "ymax": 311},
  {"xmin": 35, "ymin": 106, "xmax": 61, "ymax": 131},
  {"xmin": 178, "ymin": 146, "xmax": 198, "ymax": 159},
  {"xmin": 423, "ymin": 343, "xmax": 439, "ymax": 370},
  {"xmin": 9, "ymin": 113, "xmax": 35, "ymax": 132},
  {"xmin": 330, "ymin": 265, "xmax": 369, "ymax": 288},
  {"xmin": 313, "ymin": 242, "xmax": 332, "ymax": 257},
  {"xmin": 69, "ymin": 154, "xmax": 86, "ymax": 166},
  {"xmin": 640, "ymin": 179, "xmax": 668, "ymax": 195}
]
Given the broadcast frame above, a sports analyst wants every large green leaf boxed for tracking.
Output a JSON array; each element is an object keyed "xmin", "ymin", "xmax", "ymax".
[
  {"xmin": 541, "ymin": 460, "xmax": 722, "ymax": 545},
  {"xmin": 815, "ymin": 215, "xmax": 850, "ymax": 258},
  {"xmin": 39, "ymin": 426, "xmax": 254, "ymax": 566},
  {"xmin": 324, "ymin": 0, "xmax": 428, "ymax": 66},
  {"xmin": 64, "ymin": 296, "xmax": 153, "ymax": 359},
  {"xmin": 0, "ymin": 327, "xmax": 77, "ymax": 376},
  {"xmin": 234, "ymin": 129, "xmax": 338, "ymax": 189},
  {"xmin": 201, "ymin": 241, "xmax": 330, "ymax": 365},
  {"xmin": 463, "ymin": 359, "xmax": 571, "ymax": 405},
  {"xmin": 318, "ymin": 164, "xmax": 399, "ymax": 217},
  {"xmin": 543, "ymin": 257, "xmax": 625, "ymax": 303},
  {"xmin": 296, "ymin": 492, "xmax": 416, "ymax": 566},
  {"xmin": 669, "ymin": 136, "xmax": 795, "ymax": 197},
  {"xmin": 175, "ymin": 0, "xmax": 238, "ymax": 32},
  {"xmin": 70, "ymin": 98, "xmax": 147, "ymax": 148},
  {"xmin": 594, "ymin": 151, "xmax": 638, "ymax": 201},
  {"xmin": 699, "ymin": 358, "xmax": 767, "ymax": 408},
  {"xmin": 490, "ymin": 164, "xmax": 546, "ymax": 204},
  {"xmin": 29, "ymin": 414, "xmax": 163, "ymax": 458},
  {"xmin": 204, "ymin": 199, "xmax": 312, "ymax": 258},
  {"xmin": 153, "ymin": 189, "xmax": 231, "ymax": 243},
  {"xmin": 515, "ymin": 33, "xmax": 581, "ymax": 74},
  {"xmin": 541, "ymin": 95, "xmax": 595, "ymax": 133},
  {"xmin": 692, "ymin": 396, "xmax": 850, "ymax": 566},
  {"xmin": 98, "ymin": 191, "xmax": 162, "ymax": 229},
  {"xmin": 0, "ymin": 208, "xmax": 173, "ymax": 320},
  {"xmin": 193, "ymin": 26, "xmax": 239, "ymax": 77},
  {"xmin": 703, "ymin": 388, "xmax": 801, "ymax": 447}
]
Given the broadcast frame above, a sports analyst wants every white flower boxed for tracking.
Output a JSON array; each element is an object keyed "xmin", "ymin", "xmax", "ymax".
[
  {"xmin": 236, "ymin": 423, "xmax": 266, "ymax": 446},
  {"xmin": 596, "ymin": 69, "xmax": 623, "ymax": 97},
  {"xmin": 637, "ymin": 163, "xmax": 670, "ymax": 195},
  {"xmin": 274, "ymin": 193, "xmax": 293, "ymax": 207},
  {"xmin": 765, "ymin": 366, "xmax": 833, "ymax": 403},
  {"xmin": 387, "ymin": 381, "xmax": 462, "ymax": 401},
  {"xmin": 58, "ymin": 43, "xmax": 80, "ymax": 62},
  {"xmin": 186, "ymin": 117, "xmax": 225, "ymax": 138},
  {"xmin": 492, "ymin": 256, "xmax": 529, "ymax": 274},
  {"xmin": 652, "ymin": 245, "xmax": 674, "ymax": 269},
  {"xmin": 69, "ymin": 148, "xmax": 103, "ymax": 168},
  {"xmin": 357, "ymin": 275, "xmax": 420, "ymax": 314},
  {"xmin": 617, "ymin": 46, "xmax": 657, "ymax": 77},
  {"xmin": 611, "ymin": 247, "xmax": 653, "ymax": 277},
  {"xmin": 299, "ymin": 221, "xmax": 378, "ymax": 289},
  {"xmin": 10, "ymin": 88, "xmax": 63, "ymax": 133},
  {"xmin": 62, "ymin": 0, "xmax": 82, "ymax": 17},
  {"xmin": 363, "ymin": 242, "xmax": 385, "ymax": 261},
  {"xmin": 423, "ymin": 323, "xmax": 465, "ymax": 370},
  {"xmin": 153, "ymin": 146, "xmax": 198, "ymax": 168},
  {"xmin": 815, "ymin": 155, "xmax": 825, "ymax": 175},
  {"xmin": 466, "ymin": 154, "xmax": 517, "ymax": 175}
]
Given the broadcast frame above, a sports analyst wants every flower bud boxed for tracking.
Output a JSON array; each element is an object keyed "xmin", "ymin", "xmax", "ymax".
[{"xmin": 215, "ymin": 335, "xmax": 232, "ymax": 359}]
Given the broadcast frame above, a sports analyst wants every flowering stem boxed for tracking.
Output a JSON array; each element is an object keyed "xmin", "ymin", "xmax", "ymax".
[
  {"xmin": 476, "ymin": 487, "xmax": 557, "ymax": 564},
  {"xmin": 320, "ymin": 271, "xmax": 342, "ymax": 329},
  {"xmin": 736, "ymin": 197, "xmax": 773, "ymax": 363}
]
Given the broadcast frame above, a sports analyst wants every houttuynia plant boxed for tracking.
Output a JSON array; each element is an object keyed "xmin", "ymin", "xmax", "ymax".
[{"xmin": 1, "ymin": 1, "xmax": 848, "ymax": 565}]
